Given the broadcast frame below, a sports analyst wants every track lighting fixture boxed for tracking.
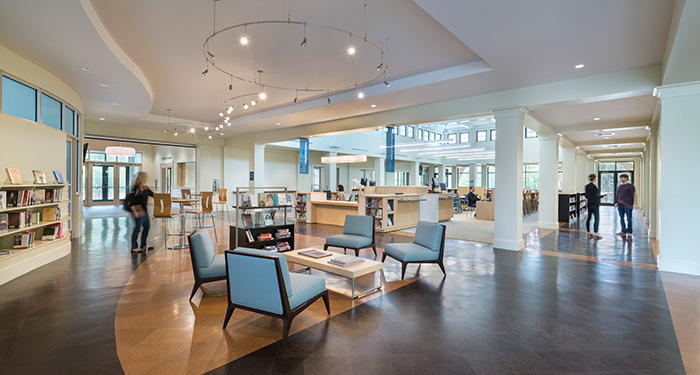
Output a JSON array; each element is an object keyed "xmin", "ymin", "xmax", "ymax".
[
  {"xmin": 293, "ymin": 97, "xmax": 297, "ymax": 104},
  {"xmin": 227, "ymin": 123, "xmax": 231, "ymax": 126},
  {"xmin": 348, "ymin": 47, "xmax": 355, "ymax": 55},
  {"xmin": 243, "ymin": 103, "xmax": 249, "ymax": 109},
  {"xmin": 229, "ymin": 84, "xmax": 233, "ymax": 90},
  {"xmin": 259, "ymin": 92, "xmax": 267, "ymax": 100},
  {"xmin": 219, "ymin": 112, "xmax": 224, "ymax": 117},
  {"xmin": 384, "ymin": 80, "xmax": 390, "ymax": 87},
  {"xmin": 190, "ymin": 128, "xmax": 195, "ymax": 133},
  {"xmin": 219, "ymin": 132, "xmax": 224, "ymax": 136},
  {"xmin": 207, "ymin": 51, "xmax": 215, "ymax": 60},
  {"xmin": 240, "ymin": 36, "xmax": 248, "ymax": 45},
  {"xmin": 208, "ymin": 135, "xmax": 213, "ymax": 139},
  {"xmin": 202, "ymin": 69, "xmax": 208, "ymax": 76},
  {"xmin": 227, "ymin": 106, "xmax": 233, "ymax": 113},
  {"xmin": 163, "ymin": 129, "xmax": 167, "ymax": 133},
  {"xmin": 204, "ymin": 126, "xmax": 209, "ymax": 131},
  {"xmin": 174, "ymin": 132, "xmax": 178, "ymax": 136},
  {"xmin": 251, "ymin": 100, "xmax": 257, "ymax": 106},
  {"xmin": 301, "ymin": 37, "xmax": 307, "ymax": 47},
  {"xmin": 358, "ymin": 92, "xmax": 365, "ymax": 99},
  {"xmin": 376, "ymin": 62, "xmax": 383, "ymax": 71},
  {"xmin": 328, "ymin": 97, "xmax": 332, "ymax": 104}
]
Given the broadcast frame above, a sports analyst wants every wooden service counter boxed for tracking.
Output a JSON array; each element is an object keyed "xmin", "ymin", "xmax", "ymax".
[
  {"xmin": 308, "ymin": 200, "xmax": 359, "ymax": 226},
  {"xmin": 420, "ymin": 193, "xmax": 455, "ymax": 223},
  {"xmin": 361, "ymin": 194, "xmax": 423, "ymax": 233},
  {"xmin": 476, "ymin": 201, "xmax": 494, "ymax": 220}
]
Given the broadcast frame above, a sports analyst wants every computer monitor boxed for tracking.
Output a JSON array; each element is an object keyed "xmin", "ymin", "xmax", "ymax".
[
  {"xmin": 369, "ymin": 180, "xmax": 376, "ymax": 186},
  {"xmin": 324, "ymin": 190, "xmax": 332, "ymax": 200},
  {"xmin": 432, "ymin": 177, "xmax": 440, "ymax": 189},
  {"xmin": 439, "ymin": 183, "xmax": 446, "ymax": 191},
  {"xmin": 360, "ymin": 177, "xmax": 367, "ymax": 186}
]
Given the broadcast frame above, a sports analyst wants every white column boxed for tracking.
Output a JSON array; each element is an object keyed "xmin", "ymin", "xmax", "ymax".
[
  {"xmin": 656, "ymin": 83, "xmax": 700, "ymax": 275},
  {"xmin": 451, "ymin": 166, "xmax": 459, "ymax": 189},
  {"xmin": 538, "ymin": 132, "xmax": 560, "ymax": 229},
  {"xmin": 492, "ymin": 107, "xmax": 525, "ymax": 251},
  {"xmin": 297, "ymin": 152, "xmax": 311, "ymax": 192},
  {"xmin": 560, "ymin": 144, "xmax": 576, "ymax": 193},
  {"xmin": 410, "ymin": 162, "xmax": 420, "ymax": 185},
  {"xmin": 648, "ymin": 126, "xmax": 658, "ymax": 238},
  {"xmin": 643, "ymin": 147, "xmax": 650, "ymax": 220},
  {"xmin": 437, "ymin": 164, "xmax": 445, "ymax": 186},
  {"xmin": 576, "ymin": 149, "xmax": 587, "ymax": 193},
  {"xmin": 481, "ymin": 164, "xmax": 488, "ymax": 187},
  {"xmin": 586, "ymin": 159, "xmax": 595, "ymax": 179},
  {"xmin": 326, "ymin": 152, "xmax": 337, "ymax": 191},
  {"xmin": 374, "ymin": 157, "xmax": 386, "ymax": 185},
  {"xmin": 469, "ymin": 163, "xmax": 476, "ymax": 187},
  {"xmin": 249, "ymin": 143, "xmax": 265, "ymax": 188}
]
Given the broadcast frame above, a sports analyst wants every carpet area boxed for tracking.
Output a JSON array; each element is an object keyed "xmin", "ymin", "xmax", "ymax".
[{"xmin": 402, "ymin": 211, "xmax": 540, "ymax": 244}]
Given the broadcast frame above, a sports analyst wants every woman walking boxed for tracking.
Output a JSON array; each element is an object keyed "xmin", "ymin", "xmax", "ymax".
[
  {"xmin": 130, "ymin": 172, "xmax": 153, "ymax": 253},
  {"xmin": 585, "ymin": 173, "xmax": 603, "ymax": 239}
]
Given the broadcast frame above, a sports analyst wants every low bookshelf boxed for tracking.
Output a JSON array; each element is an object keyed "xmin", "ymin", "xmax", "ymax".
[
  {"xmin": 558, "ymin": 192, "xmax": 587, "ymax": 223},
  {"xmin": 230, "ymin": 222, "xmax": 295, "ymax": 252},
  {"xmin": 231, "ymin": 186, "xmax": 295, "ymax": 252}
]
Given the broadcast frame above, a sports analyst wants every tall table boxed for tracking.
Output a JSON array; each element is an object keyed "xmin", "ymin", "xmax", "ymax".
[{"xmin": 171, "ymin": 198, "xmax": 199, "ymax": 249}]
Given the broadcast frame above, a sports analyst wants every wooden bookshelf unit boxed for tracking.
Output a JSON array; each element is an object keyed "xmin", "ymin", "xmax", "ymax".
[{"xmin": 361, "ymin": 194, "xmax": 422, "ymax": 233}]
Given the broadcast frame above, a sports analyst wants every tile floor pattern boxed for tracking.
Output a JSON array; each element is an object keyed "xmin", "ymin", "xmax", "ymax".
[{"xmin": 0, "ymin": 206, "xmax": 693, "ymax": 374}]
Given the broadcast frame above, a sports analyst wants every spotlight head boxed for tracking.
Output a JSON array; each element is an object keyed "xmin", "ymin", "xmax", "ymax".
[
  {"xmin": 240, "ymin": 36, "xmax": 248, "ymax": 45},
  {"xmin": 204, "ymin": 126, "xmax": 209, "ymax": 131},
  {"xmin": 327, "ymin": 98, "xmax": 331, "ymax": 104},
  {"xmin": 243, "ymin": 103, "xmax": 249, "ymax": 109},
  {"xmin": 384, "ymin": 81, "xmax": 390, "ymax": 88},
  {"xmin": 376, "ymin": 62, "xmax": 383, "ymax": 71},
  {"xmin": 227, "ymin": 106, "xmax": 233, "ymax": 113},
  {"xmin": 219, "ymin": 132, "xmax": 224, "ymax": 136},
  {"xmin": 229, "ymin": 84, "xmax": 233, "ymax": 90},
  {"xmin": 174, "ymin": 132, "xmax": 178, "ymax": 136},
  {"xmin": 301, "ymin": 37, "xmax": 307, "ymax": 47},
  {"xmin": 250, "ymin": 100, "xmax": 257, "ymax": 106},
  {"xmin": 163, "ymin": 129, "xmax": 167, "ymax": 133},
  {"xmin": 207, "ymin": 51, "xmax": 215, "ymax": 60},
  {"xmin": 259, "ymin": 92, "xmax": 267, "ymax": 100},
  {"xmin": 227, "ymin": 123, "xmax": 231, "ymax": 126},
  {"xmin": 202, "ymin": 69, "xmax": 208, "ymax": 76},
  {"xmin": 358, "ymin": 92, "xmax": 365, "ymax": 99},
  {"xmin": 208, "ymin": 135, "xmax": 212, "ymax": 139},
  {"xmin": 219, "ymin": 112, "xmax": 224, "ymax": 117},
  {"xmin": 190, "ymin": 128, "xmax": 195, "ymax": 133},
  {"xmin": 293, "ymin": 97, "xmax": 297, "ymax": 104},
  {"xmin": 348, "ymin": 47, "xmax": 356, "ymax": 55}
]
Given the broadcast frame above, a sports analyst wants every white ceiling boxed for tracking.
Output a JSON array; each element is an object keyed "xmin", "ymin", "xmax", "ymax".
[{"xmin": 0, "ymin": 0, "xmax": 676, "ymax": 143}]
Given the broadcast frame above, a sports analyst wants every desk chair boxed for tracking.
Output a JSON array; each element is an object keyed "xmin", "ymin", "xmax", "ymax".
[
  {"xmin": 453, "ymin": 196, "xmax": 463, "ymax": 214},
  {"xmin": 223, "ymin": 248, "xmax": 330, "ymax": 345},
  {"xmin": 186, "ymin": 192, "xmax": 217, "ymax": 241},
  {"xmin": 152, "ymin": 194, "xmax": 184, "ymax": 250}
]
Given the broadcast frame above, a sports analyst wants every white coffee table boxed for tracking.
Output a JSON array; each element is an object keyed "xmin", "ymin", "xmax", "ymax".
[{"xmin": 285, "ymin": 248, "xmax": 384, "ymax": 299}]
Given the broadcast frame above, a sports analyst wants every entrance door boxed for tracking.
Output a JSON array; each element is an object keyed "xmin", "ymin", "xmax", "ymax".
[
  {"xmin": 91, "ymin": 165, "xmax": 114, "ymax": 202},
  {"xmin": 160, "ymin": 165, "xmax": 172, "ymax": 193},
  {"xmin": 119, "ymin": 166, "xmax": 138, "ymax": 201},
  {"xmin": 598, "ymin": 161, "xmax": 635, "ymax": 205}
]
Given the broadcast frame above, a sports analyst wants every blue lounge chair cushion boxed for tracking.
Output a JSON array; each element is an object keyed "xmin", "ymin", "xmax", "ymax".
[
  {"xmin": 288, "ymin": 273, "xmax": 326, "ymax": 310},
  {"xmin": 189, "ymin": 229, "xmax": 216, "ymax": 267},
  {"xmin": 233, "ymin": 247, "xmax": 293, "ymax": 297},
  {"xmin": 199, "ymin": 253, "xmax": 226, "ymax": 278},
  {"xmin": 325, "ymin": 234, "xmax": 373, "ymax": 249},
  {"xmin": 412, "ymin": 221, "xmax": 443, "ymax": 252},
  {"xmin": 384, "ymin": 242, "xmax": 439, "ymax": 262},
  {"xmin": 343, "ymin": 215, "xmax": 373, "ymax": 237}
]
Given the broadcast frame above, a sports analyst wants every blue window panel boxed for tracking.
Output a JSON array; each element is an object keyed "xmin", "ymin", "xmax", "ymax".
[
  {"xmin": 41, "ymin": 93, "xmax": 62, "ymax": 130},
  {"xmin": 64, "ymin": 106, "xmax": 75, "ymax": 135},
  {"xmin": 2, "ymin": 76, "xmax": 37, "ymax": 122}
]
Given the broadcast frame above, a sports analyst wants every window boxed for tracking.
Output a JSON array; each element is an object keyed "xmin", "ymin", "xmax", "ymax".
[
  {"xmin": 475, "ymin": 166, "xmax": 482, "ymax": 187},
  {"xmin": 2, "ymin": 76, "xmax": 37, "ymax": 122},
  {"xmin": 525, "ymin": 128, "xmax": 539, "ymax": 138},
  {"xmin": 459, "ymin": 132, "xmax": 470, "ymax": 144},
  {"xmin": 458, "ymin": 166, "xmax": 471, "ymax": 187},
  {"xmin": 407, "ymin": 126, "xmax": 414, "ymax": 138},
  {"xmin": 394, "ymin": 171, "xmax": 409, "ymax": 186},
  {"xmin": 398, "ymin": 126, "xmax": 406, "ymax": 136},
  {"xmin": 523, "ymin": 164, "xmax": 539, "ymax": 189},
  {"xmin": 418, "ymin": 129, "xmax": 424, "ymax": 141},
  {"xmin": 490, "ymin": 129, "xmax": 496, "ymax": 141},
  {"xmin": 64, "ymin": 106, "xmax": 75, "ymax": 135},
  {"xmin": 477, "ymin": 130, "xmax": 487, "ymax": 142},
  {"xmin": 445, "ymin": 167, "xmax": 453, "ymax": 189},
  {"xmin": 436, "ymin": 133, "xmax": 442, "ymax": 140},
  {"xmin": 447, "ymin": 134, "xmax": 457, "ymax": 144},
  {"xmin": 41, "ymin": 93, "xmax": 62, "ymax": 130},
  {"xmin": 76, "ymin": 114, "xmax": 81, "ymax": 137},
  {"xmin": 487, "ymin": 165, "xmax": 496, "ymax": 189},
  {"xmin": 429, "ymin": 131, "xmax": 435, "ymax": 141}
]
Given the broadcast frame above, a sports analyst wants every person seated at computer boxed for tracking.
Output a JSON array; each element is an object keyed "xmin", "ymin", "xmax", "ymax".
[
  {"xmin": 336, "ymin": 184, "xmax": 346, "ymax": 201},
  {"xmin": 467, "ymin": 186, "xmax": 481, "ymax": 208}
]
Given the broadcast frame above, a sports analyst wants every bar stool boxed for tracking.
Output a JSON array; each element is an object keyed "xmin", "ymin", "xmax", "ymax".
[
  {"xmin": 213, "ymin": 188, "xmax": 230, "ymax": 225},
  {"xmin": 152, "ymin": 193, "xmax": 184, "ymax": 250},
  {"xmin": 185, "ymin": 192, "xmax": 217, "ymax": 241}
]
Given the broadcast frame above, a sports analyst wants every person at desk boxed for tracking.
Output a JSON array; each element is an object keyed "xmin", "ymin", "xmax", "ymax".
[
  {"xmin": 467, "ymin": 186, "xmax": 481, "ymax": 209},
  {"xmin": 336, "ymin": 184, "xmax": 346, "ymax": 201}
]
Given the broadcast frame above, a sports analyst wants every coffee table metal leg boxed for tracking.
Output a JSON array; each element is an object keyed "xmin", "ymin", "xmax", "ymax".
[{"xmin": 350, "ymin": 269, "xmax": 384, "ymax": 299}]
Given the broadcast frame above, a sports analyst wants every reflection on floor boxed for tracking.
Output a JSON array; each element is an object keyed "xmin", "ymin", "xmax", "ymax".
[{"xmin": 0, "ymin": 207, "xmax": 695, "ymax": 374}]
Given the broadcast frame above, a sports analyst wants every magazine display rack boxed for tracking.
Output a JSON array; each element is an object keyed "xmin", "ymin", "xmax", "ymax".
[{"xmin": 229, "ymin": 186, "xmax": 295, "ymax": 252}]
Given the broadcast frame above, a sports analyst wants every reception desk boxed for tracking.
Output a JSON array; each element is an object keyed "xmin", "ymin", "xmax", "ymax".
[
  {"xmin": 309, "ymin": 200, "xmax": 359, "ymax": 226},
  {"xmin": 476, "ymin": 201, "xmax": 494, "ymax": 220}
]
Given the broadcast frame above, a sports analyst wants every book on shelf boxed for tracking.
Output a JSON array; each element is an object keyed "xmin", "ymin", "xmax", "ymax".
[
  {"xmin": 0, "ymin": 250, "xmax": 12, "ymax": 256},
  {"xmin": 32, "ymin": 212, "xmax": 40, "ymax": 225},
  {"xmin": 258, "ymin": 233, "xmax": 273, "ymax": 241},
  {"xmin": 241, "ymin": 213, "xmax": 253, "ymax": 227},
  {"xmin": 254, "ymin": 211, "xmax": 264, "ymax": 225},
  {"xmin": 55, "ymin": 188, "xmax": 63, "ymax": 202},
  {"xmin": 32, "ymin": 170, "xmax": 48, "ymax": 184},
  {"xmin": 52, "ymin": 171, "xmax": 64, "ymax": 184},
  {"xmin": 328, "ymin": 255, "xmax": 365, "ymax": 267},
  {"xmin": 13, "ymin": 232, "xmax": 35, "ymax": 249},
  {"xmin": 0, "ymin": 214, "xmax": 8, "ymax": 233},
  {"xmin": 277, "ymin": 242, "xmax": 291, "ymax": 251},
  {"xmin": 299, "ymin": 250, "xmax": 332, "ymax": 259},
  {"xmin": 263, "ymin": 212, "xmax": 274, "ymax": 226},
  {"xmin": 42, "ymin": 207, "xmax": 60, "ymax": 222},
  {"xmin": 42, "ymin": 225, "xmax": 60, "ymax": 241},
  {"xmin": 45, "ymin": 189, "xmax": 54, "ymax": 204},
  {"xmin": 7, "ymin": 212, "xmax": 26, "ymax": 229},
  {"xmin": 5, "ymin": 168, "xmax": 22, "ymax": 184},
  {"xmin": 263, "ymin": 245, "xmax": 277, "ymax": 251},
  {"xmin": 33, "ymin": 189, "xmax": 45, "ymax": 204},
  {"xmin": 0, "ymin": 191, "xmax": 5, "ymax": 210},
  {"xmin": 245, "ymin": 230, "xmax": 254, "ymax": 242},
  {"xmin": 386, "ymin": 216, "xmax": 393, "ymax": 227}
]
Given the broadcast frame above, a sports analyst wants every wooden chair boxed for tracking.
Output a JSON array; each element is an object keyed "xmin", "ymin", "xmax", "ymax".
[
  {"xmin": 213, "ymin": 188, "xmax": 230, "ymax": 225},
  {"xmin": 185, "ymin": 192, "xmax": 217, "ymax": 241},
  {"xmin": 152, "ymin": 193, "xmax": 184, "ymax": 250}
]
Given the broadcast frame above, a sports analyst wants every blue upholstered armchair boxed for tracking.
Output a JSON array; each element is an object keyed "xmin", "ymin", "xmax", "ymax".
[
  {"xmin": 382, "ymin": 221, "xmax": 446, "ymax": 280},
  {"xmin": 324, "ymin": 215, "xmax": 376, "ymax": 257},
  {"xmin": 187, "ymin": 229, "xmax": 227, "ymax": 300},
  {"xmin": 223, "ymin": 248, "xmax": 330, "ymax": 345}
]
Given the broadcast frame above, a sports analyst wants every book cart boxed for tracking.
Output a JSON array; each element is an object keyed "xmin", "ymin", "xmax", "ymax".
[{"xmin": 229, "ymin": 186, "xmax": 295, "ymax": 252}]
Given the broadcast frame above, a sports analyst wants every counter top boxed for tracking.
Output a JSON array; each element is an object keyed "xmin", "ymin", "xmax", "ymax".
[
  {"xmin": 310, "ymin": 200, "xmax": 358, "ymax": 207},
  {"xmin": 363, "ymin": 194, "xmax": 422, "ymax": 198}
]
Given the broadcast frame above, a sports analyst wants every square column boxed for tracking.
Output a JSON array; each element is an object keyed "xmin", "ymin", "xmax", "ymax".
[
  {"xmin": 249, "ymin": 144, "xmax": 265, "ymax": 188},
  {"xmin": 560, "ymin": 145, "xmax": 576, "ymax": 193},
  {"xmin": 410, "ymin": 162, "xmax": 420, "ymax": 185},
  {"xmin": 492, "ymin": 107, "xmax": 525, "ymax": 251},
  {"xmin": 656, "ymin": 82, "xmax": 700, "ymax": 275},
  {"xmin": 538, "ymin": 133, "xmax": 559, "ymax": 229},
  {"xmin": 325, "ymin": 152, "xmax": 337, "ymax": 191},
  {"xmin": 469, "ymin": 163, "xmax": 477, "ymax": 186},
  {"xmin": 374, "ymin": 157, "xmax": 386, "ymax": 185},
  {"xmin": 576, "ymin": 149, "xmax": 587, "ymax": 192},
  {"xmin": 648, "ymin": 127, "xmax": 658, "ymax": 238}
]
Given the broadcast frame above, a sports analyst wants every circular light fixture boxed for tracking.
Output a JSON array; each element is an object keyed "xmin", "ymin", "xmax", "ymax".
[
  {"xmin": 208, "ymin": 135, "xmax": 213, "ymax": 139},
  {"xmin": 575, "ymin": 64, "xmax": 585, "ymax": 69},
  {"xmin": 240, "ymin": 36, "xmax": 248, "ymax": 45},
  {"xmin": 250, "ymin": 100, "xmax": 257, "ymax": 106},
  {"xmin": 227, "ymin": 123, "xmax": 231, "ymax": 126},
  {"xmin": 174, "ymin": 132, "xmax": 178, "ymax": 136},
  {"xmin": 219, "ymin": 112, "xmax": 224, "ymax": 117},
  {"xmin": 219, "ymin": 132, "xmax": 224, "ymax": 136},
  {"xmin": 190, "ymin": 128, "xmax": 195, "ymax": 133},
  {"xmin": 204, "ymin": 126, "xmax": 209, "ymax": 131},
  {"xmin": 243, "ymin": 103, "xmax": 249, "ymax": 109},
  {"xmin": 112, "ymin": 102, "xmax": 121, "ymax": 106},
  {"xmin": 276, "ymin": 122, "xmax": 281, "ymax": 125}
]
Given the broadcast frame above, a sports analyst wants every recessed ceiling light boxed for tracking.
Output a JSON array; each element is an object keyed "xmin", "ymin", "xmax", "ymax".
[
  {"xmin": 100, "ymin": 83, "xmax": 110, "ymax": 87},
  {"xmin": 575, "ymin": 64, "xmax": 585, "ymax": 69},
  {"xmin": 99, "ymin": 117, "xmax": 105, "ymax": 121},
  {"xmin": 80, "ymin": 66, "xmax": 90, "ymax": 71},
  {"xmin": 220, "ymin": 132, "xmax": 224, "ymax": 136},
  {"xmin": 112, "ymin": 102, "xmax": 121, "ymax": 106},
  {"xmin": 208, "ymin": 135, "xmax": 212, "ymax": 139},
  {"xmin": 371, "ymin": 104, "xmax": 376, "ymax": 108},
  {"xmin": 276, "ymin": 122, "xmax": 281, "ymax": 125},
  {"xmin": 593, "ymin": 117, "xmax": 601, "ymax": 121}
]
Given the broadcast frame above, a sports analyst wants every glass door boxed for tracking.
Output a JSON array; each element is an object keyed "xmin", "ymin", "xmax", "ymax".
[
  {"xmin": 91, "ymin": 165, "xmax": 114, "ymax": 202},
  {"xmin": 598, "ymin": 161, "xmax": 634, "ymax": 206},
  {"xmin": 119, "ymin": 166, "xmax": 138, "ymax": 201}
]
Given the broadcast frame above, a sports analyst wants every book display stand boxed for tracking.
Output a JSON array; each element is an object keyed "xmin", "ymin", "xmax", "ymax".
[{"xmin": 229, "ymin": 186, "xmax": 296, "ymax": 252}]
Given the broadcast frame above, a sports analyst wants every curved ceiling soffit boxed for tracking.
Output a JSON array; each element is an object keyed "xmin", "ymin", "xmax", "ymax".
[{"xmin": 80, "ymin": 0, "xmax": 154, "ymax": 112}]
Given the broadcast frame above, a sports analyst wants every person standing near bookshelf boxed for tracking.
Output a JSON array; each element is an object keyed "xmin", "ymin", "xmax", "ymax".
[
  {"xmin": 336, "ymin": 184, "xmax": 346, "ymax": 201},
  {"xmin": 585, "ymin": 174, "xmax": 603, "ymax": 239},
  {"xmin": 130, "ymin": 172, "xmax": 153, "ymax": 253},
  {"xmin": 615, "ymin": 173, "xmax": 636, "ymax": 238}
]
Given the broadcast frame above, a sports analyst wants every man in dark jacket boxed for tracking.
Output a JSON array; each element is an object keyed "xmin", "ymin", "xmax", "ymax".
[
  {"xmin": 585, "ymin": 174, "xmax": 602, "ymax": 239},
  {"xmin": 615, "ymin": 173, "xmax": 636, "ymax": 237},
  {"xmin": 467, "ymin": 186, "xmax": 481, "ymax": 207}
]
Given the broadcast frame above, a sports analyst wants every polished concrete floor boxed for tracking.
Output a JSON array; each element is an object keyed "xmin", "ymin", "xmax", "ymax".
[{"xmin": 0, "ymin": 206, "xmax": 693, "ymax": 374}]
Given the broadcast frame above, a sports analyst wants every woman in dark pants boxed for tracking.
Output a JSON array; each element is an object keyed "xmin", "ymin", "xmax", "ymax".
[
  {"xmin": 585, "ymin": 173, "xmax": 603, "ymax": 239},
  {"xmin": 130, "ymin": 172, "xmax": 153, "ymax": 253}
]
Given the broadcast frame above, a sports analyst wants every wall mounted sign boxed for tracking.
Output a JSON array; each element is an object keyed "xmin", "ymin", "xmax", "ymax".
[
  {"xmin": 386, "ymin": 126, "xmax": 395, "ymax": 173},
  {"xmin": 299, "ymin": 137, "xmax": 309, "ymax": 174}
]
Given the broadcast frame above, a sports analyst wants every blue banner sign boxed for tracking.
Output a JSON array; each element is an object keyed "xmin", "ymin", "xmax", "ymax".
[
  {"xmin": 386, "ymin": 126, "xmax": 395, "ymax": 173},
  {"xmin": 299, "ymin": 137, "xmax": 309, "ymax": 174}
]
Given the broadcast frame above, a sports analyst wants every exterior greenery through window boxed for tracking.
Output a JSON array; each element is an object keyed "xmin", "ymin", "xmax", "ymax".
[
  {"xmin": 523, "ymin": 164, "xmax": 539, "ymax": 189},
  {"xmin": 477, "ymin": 130, "xmax": 487, "ymax": 142},
  {"xmin": 458, "ymin": 166, "xmax": 470, "ymax": 186}
]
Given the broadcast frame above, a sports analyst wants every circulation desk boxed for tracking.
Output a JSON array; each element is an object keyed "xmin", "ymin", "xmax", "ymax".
[{"xmin": 308, "ymin": 200, "xmax": 359, "ymax": 226}]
